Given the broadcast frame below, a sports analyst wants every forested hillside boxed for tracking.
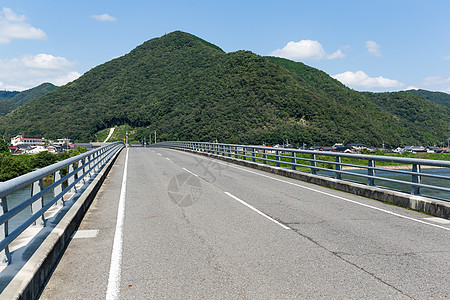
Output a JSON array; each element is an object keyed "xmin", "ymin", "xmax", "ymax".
[
  {"xmin": 0, "ymin": 83, "xmax": 58, "ymax": 116},
  {"xmin": 405, "ymin": 89, "xmax": 450, "ymax": 108},
  {"xmin": 0, "ymin": 31, "xmax": 448, "ymax": 146}
]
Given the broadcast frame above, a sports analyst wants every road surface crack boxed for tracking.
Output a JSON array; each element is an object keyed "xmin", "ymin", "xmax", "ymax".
[{"xmin": 289, "ymin": 227, "xmax": 415, "ymax": 299}]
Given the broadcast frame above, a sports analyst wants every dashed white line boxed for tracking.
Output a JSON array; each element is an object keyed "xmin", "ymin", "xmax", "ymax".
[
  {"xmin": 106, "ymin": 147, "xmax": 129, "ymax": 300},
  {"xmin": 224, "ymin": 192, "xmax": 290, "ymax": 230},
  {"xmin": 182, "ymin": 167, "xmax": 199, "ymax": 177},
  {"xmin": 173, "ymin": 150, "xmax": 450, "ymax": 232}
]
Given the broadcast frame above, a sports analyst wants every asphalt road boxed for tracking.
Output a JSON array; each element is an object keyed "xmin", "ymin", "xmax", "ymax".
[{"xmin": 40, "ymin": 147, "xmax": 450, "ymax": 299}]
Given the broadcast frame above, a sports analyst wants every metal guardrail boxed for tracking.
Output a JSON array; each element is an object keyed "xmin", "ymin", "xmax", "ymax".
[
  {"xmin": 0, "ymin": 142, "xmax": 124, "ymax": 265},
  {"xmin": 156, "ymin": 141, "xmax": 450, "ymax": 199}
]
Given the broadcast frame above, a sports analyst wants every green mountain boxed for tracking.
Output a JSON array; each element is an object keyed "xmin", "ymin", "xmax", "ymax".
[
  {"xmin": 0, "ymin": 83, "xmax": 58, "ymax": 117},
  {"xmin": 0, "ymin": 31, "xmax": 448, "ymax": 146},
  {"xmin": 0, "ymin": 91, "xmax": 19, "ymax": 101},
  {"xmin": 405, "ymin": 89, "xmax": 450, "ymax": 108}
]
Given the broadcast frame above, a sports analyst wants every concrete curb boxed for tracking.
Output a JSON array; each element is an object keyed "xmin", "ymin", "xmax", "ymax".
[
  {"xmin": 1, "ymin": 147, "xmax": 124, "ymax": 300},
  {"xmin": 176, "ymin": 148, "xmax": 450, "ymax": 219}
]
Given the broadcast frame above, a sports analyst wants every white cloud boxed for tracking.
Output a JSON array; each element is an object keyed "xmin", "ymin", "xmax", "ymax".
[
  {"xmin": 270, "ymin": 40, "xmax": 345, "ymax": 61},
  {"xmin": 444, "ymin": 55, "xmax": 450, "ymax": 61},
  {"xmin": 332, "ymin": 71, "xmax": 404, "ymax": 91},
  {"xmin": 421, "ymin": 75, "xmax": 450, "ymax": 93},
  {"xmin": 91, "ymin": 13, "xmax": 117, "ymax": 22},
  {"xmin": 327, "ymin": 49, "xmax": 346, "ymax": 59},
  {"xmin": 366, "ymin": 40, "xmax": 382, "ymax": 57},
  {"xmin": 0, "ymin": 54, "xmax": 80, "ymax": 91},
  {"xmin": 22, "ymin": 54, "xmax": 74, "ymax": 70},
  {"xmin": 0, "ymin": 7, "xmax": 46, "ymax": 44}
]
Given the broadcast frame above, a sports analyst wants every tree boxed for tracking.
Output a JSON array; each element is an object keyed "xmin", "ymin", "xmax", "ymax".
[
  {"xmin": 0, "ymin": 138, "xmax": 8, "ymax": 153},
  {"xmin": 0, "ymin": 153, "xmax": 31, "ymax": 181}
]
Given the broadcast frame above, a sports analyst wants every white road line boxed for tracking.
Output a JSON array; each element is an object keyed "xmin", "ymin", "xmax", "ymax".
[
  {"xmin": 175, "ymin": 151, "xmax": 450, "ymax": 232},
  {"xmin": 225, "ymin": 192, "xmax": 290, "ymax": 230},
  {"xmin": 157, "ymin": 153, "xmax": 162, "ymax": 156},
  {"xmin": 423, "ymin": 217, "xmax": 450, "ymax": 224},
  {"xmin": 166, "ymin": 157, "xmax": 172, "ymax": 162},
  {"xmin": 182, "ymin": 167, "xmax": 199, "ymax": 177},
  {"xmin": 106, "ymin": 147, "xmax": 129, "ymax": 300}
]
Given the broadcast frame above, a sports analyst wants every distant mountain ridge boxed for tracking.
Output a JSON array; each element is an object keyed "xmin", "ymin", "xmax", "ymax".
[
  {"xmin": 0, "ymin": 31, "xmax": 448, "ymax": 146},
  {"xmin": 0, "ymin": 91, "xmax": 19, "ymax": 101},
  {"xmin": 0, "ymin": 83, "xmax": 58, "ymax": 117},
  {"xmin": 405, "ymin": 89, "xmax": 450, "ymax": 108}
]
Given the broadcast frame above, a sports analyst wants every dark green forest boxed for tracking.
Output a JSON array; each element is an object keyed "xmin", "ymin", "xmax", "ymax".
[
  {"xmin": 0, "ymin": 83, "xmax": 58, "ymax": 117},
  {"xmin": 405, "ymin": 89, "xmax": 450, "ymax": 108},
  {"xmin": 0, "ymin": 31, "xmax": 448, "ymax": 147}
]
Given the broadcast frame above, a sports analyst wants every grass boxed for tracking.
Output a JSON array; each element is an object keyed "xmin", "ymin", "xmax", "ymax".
[{"xmin": 94, "ymin": 125, "xmax": 133, "ymax": 143}]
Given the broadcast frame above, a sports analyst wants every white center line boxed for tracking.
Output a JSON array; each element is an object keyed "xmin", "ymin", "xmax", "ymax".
[
  {"xmin": 106, "ymin": 147, "xmax": 129, "ymax": 300},
  {"xmin": 225, "ymin": 192, "xmax": 290, "ymax": 230}
]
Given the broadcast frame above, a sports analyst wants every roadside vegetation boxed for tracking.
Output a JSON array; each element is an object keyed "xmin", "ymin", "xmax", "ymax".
[{"xmin": 0, "ymin": 144, "xmax": 88, "ymax": 182}]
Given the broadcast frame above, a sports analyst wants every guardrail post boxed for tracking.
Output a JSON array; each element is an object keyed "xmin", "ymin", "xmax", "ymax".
[
  {"xmin": 311, "ymin": 154, "xmax": 317, "ymax": 174},
  {"xmin": 291, "ymin": 152, "xmax": 296, "ymax": 170},
  {"xmin": 89, "ymin": 154, "xmax": 95, "ymax": 175},
  {"xmin": 77, "ymin": 159, "xmax": 85, "ymax": 183},
  {"xmin": 53, "ymin": 170, "xmax": 64, "ymax": 206},
  {"xmin": 227, "ymin": 145, "xmax": 231, "ymax": 157},
  {"xmin": 68, "ymin": 163, "xmax": 76, "ymax": 193},
  {"xmin": 411, "ymin": 164, "xmax": 421, "ymax": 195},
  {"xmin": 0, "ymin": 196, "xmax": 11, "ymax": 265},
  {"xmin": 94, "ymin": 152, "xmax": 99, "ymax": 171},
  {"xmin": 252, "ymin": 148, "xmax": 256, "ymax": 162},
  {"xmin": 263, "ymin": 149, "xmax": 267, "ymax": 164},
  {"xmin": 242, "ymin": 147, "xmax": 246, "ymax": 160},
  {"xmin": 31, "ymin": 180, "xmax": 45, "ymax": 227},
  {"xmin": 367, "ymin": 160, "xmax": 375, "ymax": 186},
  {"xmin": 276, "ymin": 150, "xmax": 280, "ymax": 167},
  {"xmin": 335, "ymin": 157, "xmax": 342, "ymax": 179}
]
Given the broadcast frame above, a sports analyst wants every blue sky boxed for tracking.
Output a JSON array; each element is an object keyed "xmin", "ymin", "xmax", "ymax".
[{"xmin": 1, "ymin": 0, "xmax": 449, "ymax": 93}]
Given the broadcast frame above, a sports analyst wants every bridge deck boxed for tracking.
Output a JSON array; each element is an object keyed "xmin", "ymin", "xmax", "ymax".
[{"xmin": 40, "ymin": 147, "xmax": 450, "ymax": 299}]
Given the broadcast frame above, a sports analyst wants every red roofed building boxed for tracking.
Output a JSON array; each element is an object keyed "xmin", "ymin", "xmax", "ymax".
[{"xmin": 10, "ymin": 135, "xmax": 47, "ymax": 147}]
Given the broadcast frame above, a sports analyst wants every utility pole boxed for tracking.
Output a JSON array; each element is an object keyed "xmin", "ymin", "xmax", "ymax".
[
  {"xmin": 154, "ymin": 131, "xmax": 157, "ymax": 144},
  {"xmin": 125, "ymin": 131, "xmax": 128, "ymax": 147}
]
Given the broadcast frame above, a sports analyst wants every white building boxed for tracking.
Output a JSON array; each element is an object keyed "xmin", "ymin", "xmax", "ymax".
[{"xmin": 10, "ymin": 135, "xmax": 47, "ymax": 147}]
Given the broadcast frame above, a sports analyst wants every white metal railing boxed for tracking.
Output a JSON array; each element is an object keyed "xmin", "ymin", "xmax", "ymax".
[
  {"xmin": 155, "ymin": 141, "xmax": 450, "ymax": 200},
  {"xmin": 0, "ymin": 142, "xmax": 124, "ymax": 265}
]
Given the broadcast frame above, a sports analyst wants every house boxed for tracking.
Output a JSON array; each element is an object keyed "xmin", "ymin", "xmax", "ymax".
[
  {"xmin": 16, "ymin": 144, "xmax": 32, "ymax": 153},
  {"xmin": 27, "ymin": 146, "xmax": 49, "ymax": 154},
  {"xmin": 8, "ymin": 146, "xmax": 20, "ymax": 154}
]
